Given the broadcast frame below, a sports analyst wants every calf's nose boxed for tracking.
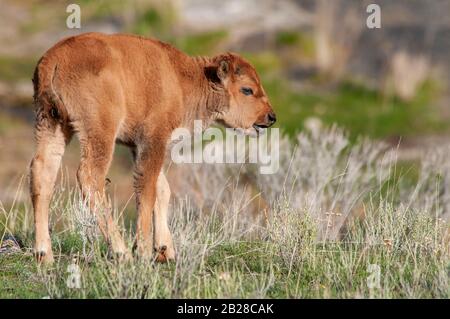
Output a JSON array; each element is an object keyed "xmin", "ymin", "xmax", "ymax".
[{"xmin": 266, "ymin": 112, "xmax": 276, "ymax": 126}]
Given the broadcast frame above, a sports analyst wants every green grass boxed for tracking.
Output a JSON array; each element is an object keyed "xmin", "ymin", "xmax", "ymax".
[
  {"xmin": 172, "ymin": 30, "xmax": 229, "ymax": 56},
  {"xmin": 275, "ymin": 31, "xmax": 315, "ymax": 58},
  {"xmin": 0, "ymin": 56, "xmax": 36, "ymax": 83},
  {"xmin": 0, "ymin": 254, "xmax": 45, "ymax": 298},
  {"xmin": 243, "ymin": 52, "xmax": 282, "ymax": 75},
  {"xmin": 77, "ymin": 0, "xmax": 129, "ymax": 20},
  {"xmin": 132, "ymin": 7, "xmax": 167, "ymax": 36},
  {"xmin": 0, "ymin": 112, "xmax": 29, "ymax": 134},
  {"xmin": 276, "ymin": 31, "xmax": 301, "ymax": 47}
]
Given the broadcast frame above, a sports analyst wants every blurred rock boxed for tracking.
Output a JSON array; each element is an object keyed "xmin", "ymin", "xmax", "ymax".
[
  {"xmin": 178, "ymin": 0, "xmax": 312, "ymax": 43},
  {"xmin": 0, "ymin": 81, "xmax": 9, "ymax": 97},
  {"xmin": 14, "ymin": 80, "xmax": 33, "ymax": 99},
  {"xmin": 390, "ymin": 51, "xmax": 430, "ymax": 101},
  {"xmin": 0, "ymin": 234, "xmax": 22, "ymax": 255}
]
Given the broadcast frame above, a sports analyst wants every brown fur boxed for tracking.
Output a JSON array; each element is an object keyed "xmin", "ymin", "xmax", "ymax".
[{"xmin": 30, "ymin": 32, "xmax": 275, "ymax": 263}]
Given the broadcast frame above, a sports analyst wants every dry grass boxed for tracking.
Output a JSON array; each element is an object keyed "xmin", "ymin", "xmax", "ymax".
[{"xmin": 0, "ymin": 128, "xmax": 449, "ymax": 298}]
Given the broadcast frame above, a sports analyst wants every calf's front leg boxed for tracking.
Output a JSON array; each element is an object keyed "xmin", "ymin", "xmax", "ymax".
[
  {"xmin": 154, "ymin": 171, "xmax": 175, "ymax": 262},
  {"xmin": 133, "ymin": 139, "xmax": 166, "ymax": 260}
]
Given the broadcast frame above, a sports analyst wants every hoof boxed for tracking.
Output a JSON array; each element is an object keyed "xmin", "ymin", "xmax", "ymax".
[
  {"xmin": 34, "ymin": 249, "xmax": 54, "ymax": 265},
  {"xmin": 154, "ymin": 245, "xmax": 175, "ymax": 263}
]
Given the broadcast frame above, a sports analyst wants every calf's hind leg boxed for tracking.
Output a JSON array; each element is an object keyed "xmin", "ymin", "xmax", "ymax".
[
  {"xmin": 77, "ymin": 130, "xmax": 129, "ymax": 259},
  {"xmin": 30, "ymin": 117, "xmax": 71, "ymax": 264}
]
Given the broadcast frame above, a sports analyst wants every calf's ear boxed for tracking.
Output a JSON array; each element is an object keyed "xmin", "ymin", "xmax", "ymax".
[
  {"xmin": 217, "ymin": 60, "xmax": 230, "ymax": 81},
  {"xmin": 208, "ymin": 54, "xmax": 234, "ymax": 84}
]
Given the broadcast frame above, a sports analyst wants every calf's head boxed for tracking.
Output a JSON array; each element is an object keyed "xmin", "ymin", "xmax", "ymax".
[{"xmin": 210, "ymin": 53, "xmax": 276, "ymax": 136}]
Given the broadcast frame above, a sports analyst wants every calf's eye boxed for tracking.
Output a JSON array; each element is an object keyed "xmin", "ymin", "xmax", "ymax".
[{"xmin": 240, "ymin": 87, "xmax": 253, "ymax": 96}]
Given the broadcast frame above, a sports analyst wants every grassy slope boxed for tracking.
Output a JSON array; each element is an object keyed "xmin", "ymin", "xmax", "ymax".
[
  {"xmin": 1, "ymin": 158, "xmax": 449, "ymax": 299},
  {"xmin": 1, "ymin": 224, "xmax": 448, "ymax": 299}
]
